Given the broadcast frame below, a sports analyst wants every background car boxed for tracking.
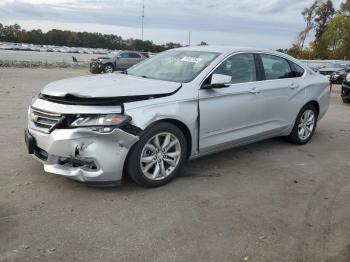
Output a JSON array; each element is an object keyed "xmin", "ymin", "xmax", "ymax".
[
  {"xmin": 90, "ymin": 51, "xmax": 147, "ymax": 74},
  {"xmin": 341, "ymin": 73, "xmax": 350, "ymax": 103},
  {"xmin": 319, "ymin": 62, "xmax": 347, "ymax": 79},
  {"xmin": 309, "ymin": 66, "xmax": 321, "ymax": 73},
  {"xmin": 330, "ymin": 64, "xmax": 350, "ymax": 84}
]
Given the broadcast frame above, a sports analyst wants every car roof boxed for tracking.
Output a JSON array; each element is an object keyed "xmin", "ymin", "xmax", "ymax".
[
  {"xmin": 119, "ymin": 50, "xmax": 141, "ymax": 53},
  {"xmin": 172, "ymin": 45, "xmax": 279, "ymax": 55},
  {"xmin": 170, "ymin": 45, "xmax": 303, "ymax": 67}
]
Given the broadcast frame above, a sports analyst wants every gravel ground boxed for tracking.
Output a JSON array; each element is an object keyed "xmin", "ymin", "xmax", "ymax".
[{"xmin": 0, "ymin": 68, "xmax": 350, "ymax": 262}]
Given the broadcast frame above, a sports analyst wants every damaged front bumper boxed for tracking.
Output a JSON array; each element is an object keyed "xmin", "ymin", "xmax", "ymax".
[{"xmin": 25, "ymin": 127, "xmax": 139, "ymax": 185}]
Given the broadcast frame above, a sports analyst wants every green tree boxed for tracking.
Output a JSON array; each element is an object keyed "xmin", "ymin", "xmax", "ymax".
[
  {"xmin": 340, "ymin": 0, "xmax": 350, "ymax": 16},
  {"xmin": 298, "ymin": 1, "xmax": 319, "ymax": 51},
  {"xmin": 198, "ymin": 41, "xmax": 208, "ymax": 46},
  {"xmin": 314, "ymin": 0, "xmax": 335, "ymax": 58},
  {"xmin": 0, "ymin": 23, "xmax": 180, "ymax": 52},
  {"xmin": 322, "ymin": 14, "xmax": 350, "ymax": 59}
]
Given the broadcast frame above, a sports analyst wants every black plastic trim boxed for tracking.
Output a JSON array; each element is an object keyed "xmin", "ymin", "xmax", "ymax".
[
  {"xmin": 254, "ymin": 53, "xmax": 265, "ymax": 81},
  {"xmin": 39, "ymin": 85, "xmax": 182, "ymax": 106},
  {"xmin": 84, "ymin": 180, "xmax": 122, "ymax": 187}
]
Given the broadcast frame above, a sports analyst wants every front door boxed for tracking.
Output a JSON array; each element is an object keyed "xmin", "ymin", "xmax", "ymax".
[
  {"xmin": 117, "ymin": 52, "xmax": 129, "ymax": 69},
  {"xmin": 199, "ymin": 53, "xmax": 269, "ymax": 153}
]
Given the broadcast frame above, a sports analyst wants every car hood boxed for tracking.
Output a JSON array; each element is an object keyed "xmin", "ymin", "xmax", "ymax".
[{"xmin": 41, "ymin": 73, "xmax": 182, "ymax": 98}]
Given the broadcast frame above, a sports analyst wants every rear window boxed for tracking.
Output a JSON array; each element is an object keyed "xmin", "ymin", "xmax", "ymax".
[
  {"xmin": 260, "ymin": 54, "xmax": 293, "ymax": 80},
  {"xmin": 129, "ymin": 52, "xmax": 141, "ymax": 58}
]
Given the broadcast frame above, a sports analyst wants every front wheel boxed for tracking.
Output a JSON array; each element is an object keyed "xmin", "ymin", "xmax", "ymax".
[
  {"xmin": 104, "ymin": 64, "xmax": 114, "ymax": 73},
  {"xmin": 126, "ymin": 122, "xmax": 187, "ymax": 187},
  {"xmin": 287, "ymin": 104, "xmax": 318, "ymax": 145}
]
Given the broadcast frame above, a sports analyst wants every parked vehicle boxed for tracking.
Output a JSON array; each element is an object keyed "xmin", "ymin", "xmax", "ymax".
[
  {"xmin": 309, "ymin": 66, "xmax": 321, "ymax": 73},
  {"xmin": 330, "ymin": 64, "xmax": 350, "ymax": 84},
  {"xmin": 25, "ymin": 46, "xmax": 330, "ymax": 187},
  {"xmin": 341, "ymin": 73, "xmax": 350, "ymax": 103},
  {"xmin": 319, "ymin": 63, "xmax": 347, "ymax": 79},
  {"xmin": 90, "ymin": 51, "xmax": 147, "ymax": 74}
]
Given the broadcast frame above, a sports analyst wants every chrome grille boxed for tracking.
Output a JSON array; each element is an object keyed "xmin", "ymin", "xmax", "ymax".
[{"xmin": 30, "ymin": 108, "xmax": 62, "ymax": 132}]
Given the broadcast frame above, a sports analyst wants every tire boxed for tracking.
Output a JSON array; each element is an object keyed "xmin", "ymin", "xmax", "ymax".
[
  {"xmin": 104, "ymin": 64, "xmax": 114, "ymax": 73},
  {"xmin": 126, "ymin": 122, "xmax": 187, "ymax": 187},
  {"xmin": 287, "ymin": 104, "xmax": 318, "ymax": 145},
  {"xmin": 342, "ymin": 98, "xmax": 350, "ymax": 103}
]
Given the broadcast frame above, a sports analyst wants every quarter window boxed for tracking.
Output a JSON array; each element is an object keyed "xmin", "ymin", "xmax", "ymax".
[
  {"xmin": 290, "ymin": 62, "xmax": 305, "ymax": 77},
  {"xmin": 260, "ymin": 54, "xmax": 293, "ymax": 80},
  {"xmin": 213, "ymin": 53, "xmax": 256, "ymax": 84}
]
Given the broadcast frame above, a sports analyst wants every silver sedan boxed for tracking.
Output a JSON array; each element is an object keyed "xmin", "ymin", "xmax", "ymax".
[{"xmin": 25, "ymin": 46, "xmax": 330, "ymax": 187}]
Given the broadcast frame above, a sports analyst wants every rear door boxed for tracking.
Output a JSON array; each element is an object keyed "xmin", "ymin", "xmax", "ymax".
[
  {"xmin": 257, "ymin": 53, "xmax": 306, "ymax": 129},
  {"xmin": 127, "ymin": 52, "xmax": 143, "ymax": 68}
]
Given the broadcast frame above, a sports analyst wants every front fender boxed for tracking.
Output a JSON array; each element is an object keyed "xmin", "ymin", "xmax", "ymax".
[{"xmin": 125, "ymin": 99, "xmax": 199, "ymax": 157}]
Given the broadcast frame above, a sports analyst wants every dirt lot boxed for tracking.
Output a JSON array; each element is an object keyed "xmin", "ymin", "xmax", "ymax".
[{"xmin": 0, "ymin": 68, "xmax": 350, "ymax": 262}]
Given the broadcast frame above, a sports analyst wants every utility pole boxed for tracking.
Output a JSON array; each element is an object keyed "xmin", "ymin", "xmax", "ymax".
[
  {"xmin": 141, "ymin": 0, "xmax": 145, "ymax": 43},
  {"xmin": 188, "ymin": 31, "xmax": 191, "ymax": 46}
]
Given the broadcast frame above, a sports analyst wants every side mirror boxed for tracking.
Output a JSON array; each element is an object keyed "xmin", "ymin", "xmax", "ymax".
[
  {"xmin": 203, "ymin": 74, "xmax": 232, "ymax": 89},
  {"xmin": 116, "ymin": 55, "xmax": 122, "ymax": 59}
]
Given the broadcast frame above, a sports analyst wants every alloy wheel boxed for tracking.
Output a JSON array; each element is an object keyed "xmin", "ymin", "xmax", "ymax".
[
  {"xmin": 298, "ymin": 109, "xmax": 315, "ymax": 141},
  {"xmin": 104, "ymin": 65, "xmax": 113, "ymax": 73},
  {"xmin": 140, "ymin": 132, "xmax": 181, "ymax": 181}
]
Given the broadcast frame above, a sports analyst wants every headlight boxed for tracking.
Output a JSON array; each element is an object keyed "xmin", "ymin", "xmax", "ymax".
[
  {"xmin": 346, "ymin": 73, "xmax": 350, "ymax": 82},
  {"xmin": 70, "ymin": 114, "xmax": 131, "ymax": 133}
]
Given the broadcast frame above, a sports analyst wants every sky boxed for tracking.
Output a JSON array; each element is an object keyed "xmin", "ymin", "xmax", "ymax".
[{"xmin": 0, "ymin": 0, "xmax": 344, "ymax": 49}]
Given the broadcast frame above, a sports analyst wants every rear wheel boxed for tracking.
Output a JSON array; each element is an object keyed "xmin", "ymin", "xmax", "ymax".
[
  {"xmin": 287, "ymin": 104, "xmax": 318, "ymax": 145},
  {"xmin": 126, "ymin": 122, "xmax": 187, "ymax": 187}
]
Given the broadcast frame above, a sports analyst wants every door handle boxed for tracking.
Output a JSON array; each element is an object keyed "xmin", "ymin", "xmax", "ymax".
[
  {"xmin": 250, "ymin": 88, "xmax": 260, "ymax": 94},
  {"xmin": 290, "ymin": 83, "xmax": 299, "ymax": 89}
]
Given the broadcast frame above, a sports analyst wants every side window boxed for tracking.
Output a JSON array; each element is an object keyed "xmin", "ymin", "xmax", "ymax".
[
  {"xmin": 213, "ymin": 53, "xmax": 256, "ymax": 84},
  {"xmin": 290, "ymin": 62, "xmax": 305, "ymax": 77},
  {"xmin": 129, "ymin": 52, "xmax": 141, "ymax": 58},
  {"xmin": 119, "ymin": 52, "xmax": 129, "ymax": 58},
  {"xmin": 260, "ymin": 54, "xmax": 293, "ymax": 80}
]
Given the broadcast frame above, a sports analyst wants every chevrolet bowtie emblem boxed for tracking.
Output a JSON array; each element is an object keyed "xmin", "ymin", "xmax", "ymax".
[{"xmin": 30, "ymin": 112, "xmax": 39, "ymax": 122}]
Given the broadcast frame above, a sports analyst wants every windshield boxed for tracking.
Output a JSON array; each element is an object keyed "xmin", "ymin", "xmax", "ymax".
[
  {"xmin": 127, "ymin": 50, "xmax": 220, "ymax": 83},
  {"xmin": 328, "ymin": 63, "xmax": 345, "ymax": 69}
]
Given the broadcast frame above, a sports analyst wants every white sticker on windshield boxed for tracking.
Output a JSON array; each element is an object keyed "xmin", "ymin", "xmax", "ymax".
[{"xmin": 180, "ymin": 57, "xmax": 202, "ymax": 63}]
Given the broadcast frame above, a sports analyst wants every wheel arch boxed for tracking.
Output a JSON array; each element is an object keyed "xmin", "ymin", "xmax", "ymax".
[
  {"xmin": 123, "ymin": 118, "xmax": 193, "ymax": 185},
  {"xmin": 104, "ymin": 62, "xmax": 115, "ymax": 70},
  {"xmin": 304, "ymin": 100, "xmax": 320, "ymax": 117},
  {"xmin": 142, "ymin": 119, "xmax": 193, "ymax": 159}
]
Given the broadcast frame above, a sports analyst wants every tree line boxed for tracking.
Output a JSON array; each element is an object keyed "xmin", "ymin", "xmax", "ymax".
[
  {"xmin": 0, "ymin": 23, "xmax": 182, "ymax": 52},
  {"xmin": 287, "ymin": 0, "xmax": 350, "ymax": 60},
  {"xmin": 4, "ymin": 0, "xmax": 348, "ymax": 60}
]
